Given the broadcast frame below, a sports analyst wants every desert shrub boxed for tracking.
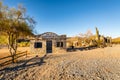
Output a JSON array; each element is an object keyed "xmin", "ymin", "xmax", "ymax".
[
  {"xmin": 18, "ymin": 42, "xmax": 30, "ymax": 47},
  {"xmin": 112, "ymin": 41, "xmax": 120, "ymax": 44},
  {"xmin": 0, "ymin": 35, "xmax": 8, "ymax": 45},
  {"xmin": 112, "ymin": 38, "xmax": 120, "ymax": 44}
]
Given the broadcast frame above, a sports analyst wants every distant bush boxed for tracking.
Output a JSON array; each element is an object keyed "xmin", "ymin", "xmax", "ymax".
[
  {"xmin": 0, "ymin": 35, "xmax": 8, "ymax": 45},
  {"xmin": 112, "ymin": 38, "xmax": 120, "ymax": 44},
  {"xmin": 0, "ymin": 35, "xmax": 30, "ymax": 47},
  {"xmin": 112, "ymin": 41, "xmax": 120, "ymax": 44},
  {"xmin": 18, "ymin": 42, "xmax": 30, "ymax": 47}
]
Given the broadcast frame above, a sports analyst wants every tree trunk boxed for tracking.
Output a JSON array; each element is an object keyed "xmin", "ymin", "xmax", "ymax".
[
  {"xmin": 12, "ymin": 54, "xmax": 15, "ymax": 63},
  {"xmin": 8, "ymin": 33, "xmax": 18, "ymax": 63}
]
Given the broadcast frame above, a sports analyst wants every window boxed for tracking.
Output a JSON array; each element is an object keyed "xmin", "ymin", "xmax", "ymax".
[
  {"xmin": 56, "ymin": 42, "xmax": 63, "ymax": 47},
  {"xmin": 57, "ymin": 42, "xmax": 60, "ymax": 47},
  {"xmin": 34, "ymin": 42, "xmax": 42, "ymax": 48}
]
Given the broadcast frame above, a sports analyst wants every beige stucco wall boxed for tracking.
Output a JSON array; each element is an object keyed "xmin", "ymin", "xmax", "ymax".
[
  {"xmin": 30, "ymin": 39, "xmax": 46, "ymax": 55},
  {"xmin": 52, "ymin": 40, "xmax": 66, "ymax": 53}
]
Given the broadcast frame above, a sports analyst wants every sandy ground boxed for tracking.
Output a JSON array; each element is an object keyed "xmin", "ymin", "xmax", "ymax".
[
  {"xmin": 0, "ymin": 47, "xmax": 30, "ymax": 58},
  {"xmin": 0, "ymin": 45, "xmax": 120, "ymax": 80},
  {"xmin": 0, "ymin": 47, "xmax": 30, "ymax": 64}
]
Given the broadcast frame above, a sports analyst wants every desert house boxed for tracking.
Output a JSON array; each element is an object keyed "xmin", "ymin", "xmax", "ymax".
[{"xmin": 30, "ymin": 32, "xmax": 66, "ymax": 54}]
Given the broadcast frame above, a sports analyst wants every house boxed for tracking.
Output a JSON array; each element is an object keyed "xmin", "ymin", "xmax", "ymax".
[{"xmin": 30, "ymin": 32, "xmax": 66, "ymax": 54}]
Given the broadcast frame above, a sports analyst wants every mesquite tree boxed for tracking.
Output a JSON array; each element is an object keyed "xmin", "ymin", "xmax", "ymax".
[{"xmin": 0, "ymin": 2, "xmax": 35, "ymax": 63}]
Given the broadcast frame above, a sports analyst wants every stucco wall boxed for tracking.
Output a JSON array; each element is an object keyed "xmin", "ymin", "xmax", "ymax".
[
  {"xmin": 52, "ymin": 40, "xmax": 66, "ymax": 53},
  {"xmin": 30, "ymin": 39, "xmax": 46, "ymax": 55}
]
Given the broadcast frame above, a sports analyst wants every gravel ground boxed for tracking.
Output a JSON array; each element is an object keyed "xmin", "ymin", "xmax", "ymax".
[{"xmin": 0, "ymin": 45, "xmax": 120, "ymax": 80}]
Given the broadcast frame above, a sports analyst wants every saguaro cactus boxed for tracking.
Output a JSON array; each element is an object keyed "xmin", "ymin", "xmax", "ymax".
[{"xmin": 95, "ymin": 27, "xmax": 100, "ymax": 47}]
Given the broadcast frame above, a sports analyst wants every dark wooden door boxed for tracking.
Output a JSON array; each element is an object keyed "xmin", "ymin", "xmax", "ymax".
[{"xmin": 46, "ymin": 41, "xmax": 52, "ymax": 53}]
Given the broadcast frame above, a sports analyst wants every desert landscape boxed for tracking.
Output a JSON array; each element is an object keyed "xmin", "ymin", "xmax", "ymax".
[
  {"xmin": 0, "ymin": 45, "xmax": 120, "ymax": 80},
  {"xmin": 1, "ymin": 0, "xmax": 120, "ymax": 80}
]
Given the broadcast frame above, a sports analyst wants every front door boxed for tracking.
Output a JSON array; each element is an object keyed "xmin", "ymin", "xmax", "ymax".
[{"xmin": 46, "ymin": 41, "xmax": 52, "ymax": 53}]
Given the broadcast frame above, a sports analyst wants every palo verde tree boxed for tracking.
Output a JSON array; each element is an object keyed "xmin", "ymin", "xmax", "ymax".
[
  {"xmin": 78, "ymin": 29, "xmax": 93, "ymax": 45},
  {"xmin": 0, "ymin": 2, "xmax": 35, "ymax": 63}
]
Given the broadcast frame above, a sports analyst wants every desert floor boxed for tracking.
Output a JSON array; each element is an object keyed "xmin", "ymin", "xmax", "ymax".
[
  {"xmin": 0, "ymin": 45, "xmax": 120, "ymax": 80},
  {"xmin": 0, "ymin": 47, "xmax": 30, "ymax": 58}
]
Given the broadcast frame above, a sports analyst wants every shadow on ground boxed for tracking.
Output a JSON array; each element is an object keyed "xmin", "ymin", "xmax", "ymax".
[
  {"xmin": 67, "ymin": 46, "xmax": 97, "ymax": 52},
  {"xmin": 0, "ymin": 54, "xmax": 47, "ymax": 79}
]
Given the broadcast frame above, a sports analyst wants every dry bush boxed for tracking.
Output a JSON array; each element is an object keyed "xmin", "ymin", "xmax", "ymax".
[
  {"xmin": 18, "ymin": 42, "xmax": 30, "ymax": 47},
  {"xmin": 112, "ymin": 37, "xmax": 120, "ymax": 44}
]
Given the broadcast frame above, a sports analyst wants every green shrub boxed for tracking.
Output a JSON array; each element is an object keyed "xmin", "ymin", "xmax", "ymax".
[
  {"xmin": 18, "ymin": 42, "xmax": 30, "ymax": 47},
  {"xmin": 0, "ymin": 35, "xmax": 8, "ymax": 45}
]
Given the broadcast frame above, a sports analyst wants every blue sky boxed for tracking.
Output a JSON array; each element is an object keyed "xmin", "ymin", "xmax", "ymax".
[{"xmin": 3, "ymin": 0, "xmax": 120, "ymax": 38}]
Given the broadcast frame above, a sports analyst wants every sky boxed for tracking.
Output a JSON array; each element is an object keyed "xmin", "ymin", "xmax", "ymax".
[{"xmin": 2, "ymin": 0, "xmax": 120, "ymax": 38}]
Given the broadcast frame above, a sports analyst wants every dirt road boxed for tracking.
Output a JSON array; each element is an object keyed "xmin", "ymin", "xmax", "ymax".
[{"xmin": 0, "ymin": 45, "xmax": 120, "ymax": 80}]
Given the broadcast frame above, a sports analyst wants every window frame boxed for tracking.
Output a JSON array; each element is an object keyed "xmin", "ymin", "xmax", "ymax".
[
  {"xmin": 56, "ymin": 42, "xmax": 64, "ymax": 47},
  {"xmin": 34, "ymin": 42, "xmax": 42, "ymax": 48}
]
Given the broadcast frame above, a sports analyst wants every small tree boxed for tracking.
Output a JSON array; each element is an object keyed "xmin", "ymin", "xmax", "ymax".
[
  {"xmin": 0, "ymin": 2, "xmax": 35, "ymax": 63},
  {"xmin": 78, "ymin": 29, "xmax": 93, "ymax": 46}
]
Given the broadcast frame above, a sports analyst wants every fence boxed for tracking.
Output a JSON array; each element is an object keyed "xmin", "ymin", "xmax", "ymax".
[{"xmin": 0, "ymin": 51, "xmax": 28, "ymax": 67}]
